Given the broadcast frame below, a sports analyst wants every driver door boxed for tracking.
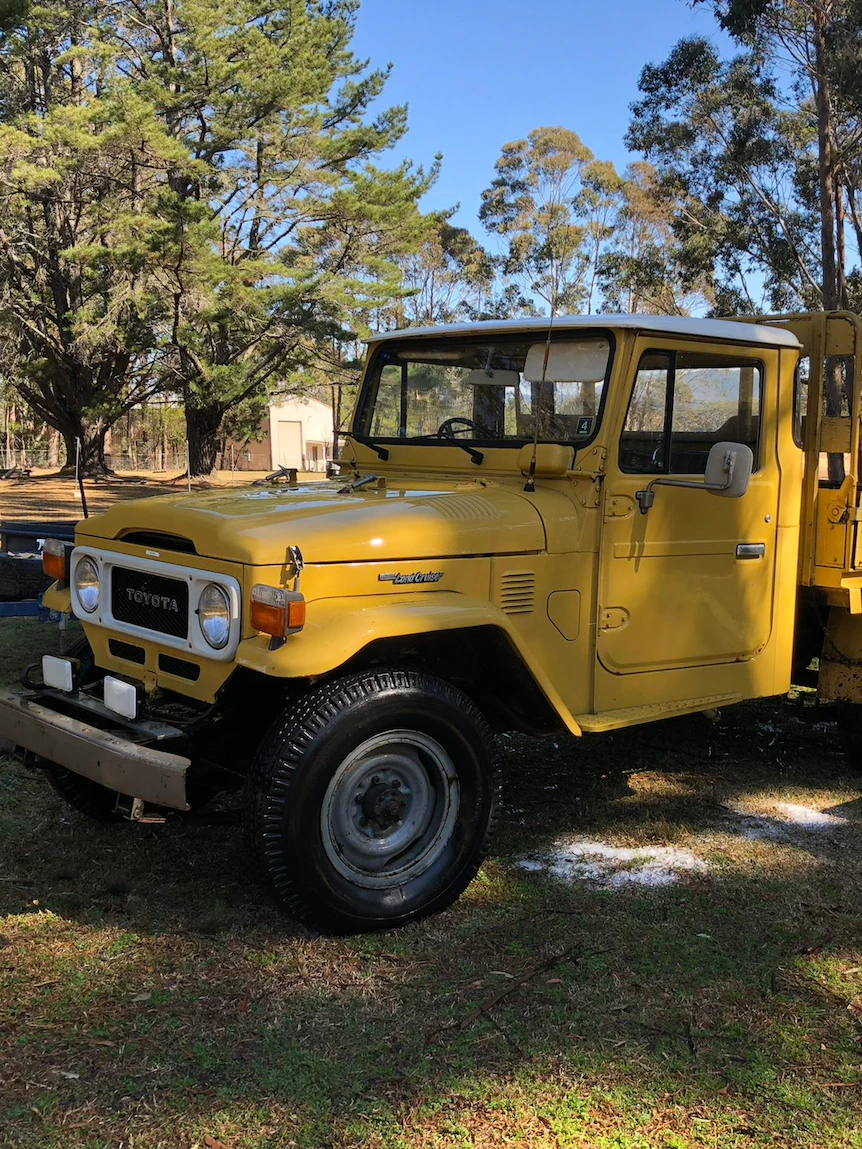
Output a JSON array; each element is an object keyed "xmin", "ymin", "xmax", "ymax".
[{"xmin": 594, "ymin": 339, "xmax": 781, "ymax": 710}]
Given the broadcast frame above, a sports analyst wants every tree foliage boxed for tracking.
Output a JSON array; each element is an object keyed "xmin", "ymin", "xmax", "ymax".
[
  {"xmin": 479, "ymin": 127, "xmax": 604, "ymax": 313},
  {"xmin": 627, "ymin": 35, "xmax": 822, "ymax": 312},
  {"xmin": 0, "ymin": 0, "xmax": 185, "ymax": 469},
  {"xmin": 0, "ymin": 0, "xmax": 437, "ymax": 473},
  {"xmin": 395, "ymin": 221, "xmax": 496, "ymax": 326},
  {"xmin": 629, "ymin": 2, "xmax": 862, "ymax": 315}
]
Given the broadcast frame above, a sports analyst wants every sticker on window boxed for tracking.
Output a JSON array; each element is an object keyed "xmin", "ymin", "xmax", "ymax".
[{"xmin": 576, "ymin": 416, "xmax": 594, "ymax": 436}]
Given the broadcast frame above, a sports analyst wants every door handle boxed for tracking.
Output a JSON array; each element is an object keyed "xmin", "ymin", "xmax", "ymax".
[{"xmin": 736, "ymin": 543, "xmax": 766, "ymax": 559}]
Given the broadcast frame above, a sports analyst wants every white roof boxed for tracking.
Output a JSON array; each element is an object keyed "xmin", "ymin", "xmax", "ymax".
[{"xmin": 365, "ymin": 313, "xmax": 801, "ymax": 349}]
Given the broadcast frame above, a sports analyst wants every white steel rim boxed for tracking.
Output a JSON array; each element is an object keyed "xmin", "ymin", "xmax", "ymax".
[{"xmin": 320, "ymin": 729, "xmax": 461, "ymax": 890}]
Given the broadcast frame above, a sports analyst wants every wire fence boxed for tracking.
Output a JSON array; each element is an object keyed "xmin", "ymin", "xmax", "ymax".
[
  {"xmin": 1, "ymin": 445, "xmax": 189, "ymax": 472},
  {"xmin": 1, "ymin": 443, "xmax": 332, "ymax": 474}
]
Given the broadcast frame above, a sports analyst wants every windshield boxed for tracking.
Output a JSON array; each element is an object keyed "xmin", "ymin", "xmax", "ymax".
[{"xmin": 357, "ymin": 332, "xmax": 612, "ymax": 446}]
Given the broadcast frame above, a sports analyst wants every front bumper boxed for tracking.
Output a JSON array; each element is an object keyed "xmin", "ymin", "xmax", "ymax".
[{"xmin": 0, "ymin": 686, "xmax": 191, "ymax": 810}]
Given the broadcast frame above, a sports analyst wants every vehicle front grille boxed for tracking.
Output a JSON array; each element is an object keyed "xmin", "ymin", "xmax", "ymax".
[
  {"xmin": 159, "ymin": 654, "xmax": 201, "ymax": 682},
  {"xmin": 108, "ymin": 639, "xmax": 146, "ymax": 665},
  {"xmin": 111, "ymin": 567, "xmax": 189, "ymax": 638}
]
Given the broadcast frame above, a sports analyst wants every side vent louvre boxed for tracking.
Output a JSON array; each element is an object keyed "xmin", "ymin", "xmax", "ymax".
[{"xmin": 498, "ymin": 570, "xmax": 536, "ymax": 615}]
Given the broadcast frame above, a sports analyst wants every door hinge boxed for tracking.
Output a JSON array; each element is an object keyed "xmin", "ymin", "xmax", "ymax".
[
  {"xmin": 599, "ymin": 606, "xmax": 629, "ymax": 632},
  {"xmin": 604, "ymin": 495, "xmax": 634, "ymax": 520}
]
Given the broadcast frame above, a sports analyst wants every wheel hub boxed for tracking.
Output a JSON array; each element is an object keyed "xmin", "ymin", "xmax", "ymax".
[
  {"xmin": 362, "ymin": 781, "xmax": 408, "ymax": 828},
  {"xmin": 320, "ymin": 730, "xmax": 461, "ymax": 889}
]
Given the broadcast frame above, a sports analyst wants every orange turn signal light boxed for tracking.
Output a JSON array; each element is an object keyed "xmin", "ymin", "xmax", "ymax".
[
  {"xmin": 42, "ymin": 539, "xmax": 67, "ymax": 582},
  {"xmin": 251, "ymin": 585, "xmax": 306, "ymax": 638}
]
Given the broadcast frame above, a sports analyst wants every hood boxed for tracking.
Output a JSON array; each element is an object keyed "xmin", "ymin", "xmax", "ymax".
[{"xmin": 77, "ymin": 480, "xmax": 547, "ymax": 565}]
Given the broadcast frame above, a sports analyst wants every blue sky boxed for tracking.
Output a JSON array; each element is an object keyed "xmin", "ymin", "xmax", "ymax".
[{"xmin": 351, "ymin": 0, "xmax": 731, "ymax": 236}]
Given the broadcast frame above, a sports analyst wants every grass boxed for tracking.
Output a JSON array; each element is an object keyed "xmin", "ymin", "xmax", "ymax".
[{"xmin": 3, "ymin": 619, "xmax": 862, "ymax": 1147}]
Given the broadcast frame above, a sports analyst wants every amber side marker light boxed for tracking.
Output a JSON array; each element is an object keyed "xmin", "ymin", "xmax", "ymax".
[
  {"xmin": 42, "ymin": 538, "xmax": 67, "ymax": 582},
  {"xmin": 251, "ymin": 584, "xmax": 306, "ymax": 638}
]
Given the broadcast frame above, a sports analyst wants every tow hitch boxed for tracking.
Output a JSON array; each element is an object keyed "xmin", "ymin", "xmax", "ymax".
[{"xmin": 117, "ymin": 795, "xmax": 169, "ymax": 824}]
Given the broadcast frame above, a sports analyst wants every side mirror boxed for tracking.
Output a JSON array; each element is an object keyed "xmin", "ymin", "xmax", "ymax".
[
  {"xmin": 636, "ymin": 441, "xmax": 753, "ymax": 514},
  {"xmin": 703, "ymin": 440, "xmax": 753, "ymax": 497}
]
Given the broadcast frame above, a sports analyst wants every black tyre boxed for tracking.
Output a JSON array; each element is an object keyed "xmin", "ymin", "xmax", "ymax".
[
  {"xmin": 41, "ymin": 636, "xmax": 122, "ymax": 823},
  {"xmin": 244, "ymin": 669, "xmax": 501, "ymax": 934},
  {"xmin": 836, "ymin": 702, "xmax": 862, "ymax": 771}
]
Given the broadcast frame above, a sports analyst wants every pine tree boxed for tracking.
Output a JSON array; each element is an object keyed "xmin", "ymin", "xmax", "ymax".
[
  {"xmin": 0, "ymin": 0, "xmax": 186, "ymax": 470},
  {"xmin": 108, "ymin": 0, "xmax": 436, "ymax": 474}
]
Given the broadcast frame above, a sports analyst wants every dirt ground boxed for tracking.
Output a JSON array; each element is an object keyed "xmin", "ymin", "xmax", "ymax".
[{"xmin": 0, "ymin": 469, "xmax": 327, "ymax": 522}]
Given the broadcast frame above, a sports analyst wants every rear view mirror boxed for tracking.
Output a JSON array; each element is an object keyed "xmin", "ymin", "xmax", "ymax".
[
  {"xmin": 464, "ymin": 368, "xmax": 521, "ymax": 388},
  {"xmin": 636, "ymin": 441, "xmax": 753, "ymax": 513}
]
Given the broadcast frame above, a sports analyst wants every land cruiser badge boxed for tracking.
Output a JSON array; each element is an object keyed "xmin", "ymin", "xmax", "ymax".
[{"xmin": 378, "ymin": 571, "xmax": 444, "ymax": 585}]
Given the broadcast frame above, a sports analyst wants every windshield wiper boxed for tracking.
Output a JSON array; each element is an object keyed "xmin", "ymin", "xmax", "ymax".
[
  {"xmin": 410, "ymin": 436, "xmax": 484, "ymax": 465},
  {"xmin": 342, "ymin": 431, "xmax": 390, "ymax": 461},
  {"xmin": 449, "ymin": 443, "xmax": 484, "ymax": 465}
]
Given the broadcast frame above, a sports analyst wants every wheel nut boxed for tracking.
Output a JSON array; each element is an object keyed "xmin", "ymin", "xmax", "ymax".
[
  {"xmin": 371, "ymin": 776, "xmax": 381, "ymax": 785},
  {"xmin": 392, "ymin": 779, "xmax": 401, "ymax": 789}
]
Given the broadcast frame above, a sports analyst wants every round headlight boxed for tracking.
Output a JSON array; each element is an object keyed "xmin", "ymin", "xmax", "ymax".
[
  {"xmin": 73, "ymin": 556, "xmax": 100, "ymax": 613},
  {"xmin": 198, "ymin": 583, "xmax": 231, "ymax": 649}
]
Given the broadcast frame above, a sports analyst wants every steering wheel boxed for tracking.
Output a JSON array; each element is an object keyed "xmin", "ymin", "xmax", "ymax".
[{"xmin": 436, "ymin": 417, "xmax": 494, "ymax": 440}]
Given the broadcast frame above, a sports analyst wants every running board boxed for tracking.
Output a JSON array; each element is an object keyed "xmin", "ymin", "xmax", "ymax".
[{"xmin": 573, "ymin": 694, "xmax": 742, "ymax": 733}]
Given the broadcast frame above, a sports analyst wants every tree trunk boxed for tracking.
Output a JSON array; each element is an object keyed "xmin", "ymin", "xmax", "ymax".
[
  {"xmin": 813, "ymin": 13, "xmax": 845, "ymax": 482},
  {"xmin": 185, "ymin": 402, "xmax": 223, "ymax": 476},
  {"xmin": 58, "ymin": 422, "xmax": 111, "ymax": 475},
  {"xmin": 814, "ymin": 16, "xmax": 839, "ymax": 312}
]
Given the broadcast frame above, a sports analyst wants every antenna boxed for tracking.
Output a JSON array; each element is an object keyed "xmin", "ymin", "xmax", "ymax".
[
  {"xmin": 523, "ymin": 216, "xmax": 568, "ymax": 493},
  {"xmin": 523, "ymin": 306, "xmax": 556, "ymax": 493},
  {"xmin": 521, "ymin": 147, "xmax": 578, "ymax": 493}
]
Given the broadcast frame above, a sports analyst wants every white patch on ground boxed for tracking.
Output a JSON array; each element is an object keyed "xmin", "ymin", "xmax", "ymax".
[
  {"xmin": 773, "ymin": 802, "xmax": 844, "ymax": 827},
  {"xmin": 723, "ymin": 801, "xmax": 847, "ymax": 842},
  {"xmin": 518, "ymin": 838, "xmax": 708, "ymax": 889}
]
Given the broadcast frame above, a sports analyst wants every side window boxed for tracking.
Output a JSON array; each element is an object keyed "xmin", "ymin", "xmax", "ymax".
[
  {"xmin": 619, "ymin": 353, "xmax": 670, "ymax": 472},
  {"xmin": 793, "ymin": 356, "xmax": 809, "ymax": 448},
  {"xmin": 670, "ymin": 354, "xmax": 761, "ymax": 474},
  {"xmin": 620, "ymin": 349, "xmax": 762, "ymax": 475}
]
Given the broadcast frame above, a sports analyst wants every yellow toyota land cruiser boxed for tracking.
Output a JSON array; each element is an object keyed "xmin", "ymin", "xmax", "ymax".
[{"xmin": 4, "ymin": 311, "xmax": 862, "ymax": 934}]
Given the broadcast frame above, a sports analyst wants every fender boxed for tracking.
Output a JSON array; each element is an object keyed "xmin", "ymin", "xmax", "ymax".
[
  {"xmin": 235, "ymin": 591, "xmax": 584, "ymax": 736},
  {"xmin": 43, "ymin": 583, "xmax": 72, "ymax": 613}
]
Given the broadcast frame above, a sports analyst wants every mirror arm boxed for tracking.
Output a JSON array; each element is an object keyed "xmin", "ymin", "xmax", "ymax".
[{"xmin": 636, "ymin": 450, "xmax": 737, "ymax": 514}]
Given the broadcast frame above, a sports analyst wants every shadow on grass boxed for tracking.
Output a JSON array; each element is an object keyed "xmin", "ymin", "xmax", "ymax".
[{"xmin": 2, "ymin": 691, "xmax": 862, "ymax": 1146}]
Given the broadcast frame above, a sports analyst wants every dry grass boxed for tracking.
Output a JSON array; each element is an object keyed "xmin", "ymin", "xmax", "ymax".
[
  {"xmin": 0, "ymin": 469, "xmax": 326, "ymax": 523},
  {"xmin": 2, "ymin": 622, "xmax": 862, "ymax": 1147}
]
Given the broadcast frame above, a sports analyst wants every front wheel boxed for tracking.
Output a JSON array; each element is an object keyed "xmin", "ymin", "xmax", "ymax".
[
  {"xmin": 41, "ymin": 636, "xmax": 123, "ymax": 822},
  {"xmin": 243, "ymin": 669, "xmax": 500, "ymax": 934}
]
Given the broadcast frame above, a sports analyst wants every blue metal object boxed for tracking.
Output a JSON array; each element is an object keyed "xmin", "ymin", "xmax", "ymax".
[{"xmin": 0, "ymin": 599, "xmax": 56, "ymax": 621}]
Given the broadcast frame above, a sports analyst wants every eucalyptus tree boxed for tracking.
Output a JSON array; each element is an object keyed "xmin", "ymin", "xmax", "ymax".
[
  {"xmin": 479, "ymin": 127, "xmax": 598, "ymax": 314},
  {"xmin": 598, "ymin": 161, "xmax": 713, "ymax": 315},
  {"xmin": 396, "ymin": 221, "xmax": 496, "ymax": 326},
  {"xmin": 627, "ymin": 35, "xmax": 821, "ymax": 313},
  {"xmin": 692, "ymin": 0, "xmax": 862, "ymax": 312}
]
